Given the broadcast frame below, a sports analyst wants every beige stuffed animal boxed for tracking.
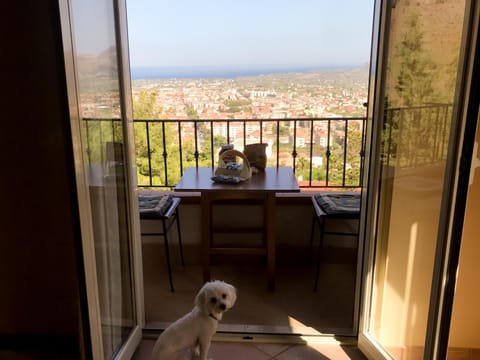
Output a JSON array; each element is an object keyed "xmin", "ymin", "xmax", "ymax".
[{"xmin": 244, "ymin": 143, "xmax": 268, "ymax": 172}]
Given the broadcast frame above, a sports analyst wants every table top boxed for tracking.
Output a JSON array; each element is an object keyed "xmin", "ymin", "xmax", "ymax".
[{"xmin": 175, "ymin": 167, "xmax": 300, "ymax": 193}]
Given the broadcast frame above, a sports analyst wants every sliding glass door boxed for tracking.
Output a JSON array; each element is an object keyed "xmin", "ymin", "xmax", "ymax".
[
  {"xmin": 60, "ymin": 0, "xmax": 143, "ymax": 358},
  {"xmin": 359, "ymin": 0, "xmax": 476, "ymax": 358}
]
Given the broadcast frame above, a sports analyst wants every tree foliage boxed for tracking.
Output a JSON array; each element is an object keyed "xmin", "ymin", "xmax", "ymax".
[
  {"xmin": 394, "ymin": 13, "xmax": 438, "ymax": 107},
  {"xmin": 385, "ymin": 11, "xmax": 453, "ymax": 168},
  {"xmin": 132, "ymin": 92, "xmax": 224, "ymax": 188}
]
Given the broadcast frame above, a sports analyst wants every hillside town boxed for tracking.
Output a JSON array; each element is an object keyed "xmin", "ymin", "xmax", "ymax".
[
  {"xmin": 131, "ymin": 65, "xmax": 369, "ymax": 120},
  {"xmin": 78, "ymin": 66, "xmax": 369, "ymax": 187}
]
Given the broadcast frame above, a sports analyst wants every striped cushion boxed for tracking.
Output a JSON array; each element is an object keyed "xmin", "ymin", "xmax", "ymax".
[
  {"xmin": 314, "ymin": 193, "xmax": 360, "ymax": 215},
  {"xmin": 138, "ymin": 194, "xmax": 173, "ymax": 219}
]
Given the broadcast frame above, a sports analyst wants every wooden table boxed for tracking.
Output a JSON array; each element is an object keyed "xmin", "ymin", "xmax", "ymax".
[{"xmin": 175, "ymin": 167, "xmax": 299, "ymax": 290}]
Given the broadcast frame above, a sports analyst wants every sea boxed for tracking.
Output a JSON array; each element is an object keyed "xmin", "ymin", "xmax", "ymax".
[{"xmin": 130, "ymin": 64, "xmax": 361, "ymax": 81}]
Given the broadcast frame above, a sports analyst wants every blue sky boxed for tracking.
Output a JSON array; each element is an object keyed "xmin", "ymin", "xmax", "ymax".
[{"xmin": 126, "ymin": 0, "xmax": 375, "ymax": 70}]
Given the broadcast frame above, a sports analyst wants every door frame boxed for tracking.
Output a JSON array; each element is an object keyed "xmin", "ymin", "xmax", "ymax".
[
  {"xmin": 357, "ymin": 0, "xmax": 392, "ymax": 357},
  {"xmin": 59, "ymin": 0, "xmax": 144, "ymax": 358},
  {"xmin": 425, "ymin": 2, "xmax": 480, "ymax": 357},
  {"xmin": 113, "ymin": 0, "xmax": 146, "ymax": 357}
]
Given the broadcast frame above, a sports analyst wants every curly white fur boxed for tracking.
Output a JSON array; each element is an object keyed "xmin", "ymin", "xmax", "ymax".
[{"xmin": 151, "ymin": 280, "xmax": 237, "ymax": 360}]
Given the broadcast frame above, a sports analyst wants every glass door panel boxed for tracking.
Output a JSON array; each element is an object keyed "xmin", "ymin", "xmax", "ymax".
[
  {"xmin": 362, "ymin": 0, "xmax": 468, "ymax": 358},
  {"xmin": 64, "ymin": 0, "xmax": 140, "ymax": 358}
]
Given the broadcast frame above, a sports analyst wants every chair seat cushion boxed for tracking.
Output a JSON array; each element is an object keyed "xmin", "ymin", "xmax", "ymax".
[
  {"xmin": 314, "ymin": 193, "xmax": 360, "ymax": 215},
  {"xmin": 138, "ymin": 194, "xmax": 173, "ymax": 219}
]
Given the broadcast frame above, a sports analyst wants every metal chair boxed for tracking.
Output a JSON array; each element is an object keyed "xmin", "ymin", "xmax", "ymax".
[
  {"xmin": 139, "ymin": 195, "xmax": 185, "ymax": 292},
  {"xmin": 310, "ymin": 193, "xmax": 361, "ymax": 291}
]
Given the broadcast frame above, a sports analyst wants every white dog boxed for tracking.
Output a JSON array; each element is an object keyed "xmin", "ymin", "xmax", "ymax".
[{"xmin": 151, "ymin": 280, "xmax": 237, "ymax": 360}]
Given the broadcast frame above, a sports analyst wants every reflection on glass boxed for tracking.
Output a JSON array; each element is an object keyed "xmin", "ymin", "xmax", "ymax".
[
  {"xmin": 369, "ymin": 0, "xmax": 466, "ymax": 358},
  {"xmin": 71, "ymin": 0, "xmax": 134, "ymax": 358}
]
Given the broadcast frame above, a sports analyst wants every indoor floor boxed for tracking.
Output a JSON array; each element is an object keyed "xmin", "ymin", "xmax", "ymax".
[{"xmin": 132, "ymin": 337, "xmax": 367, "ymax": 360}]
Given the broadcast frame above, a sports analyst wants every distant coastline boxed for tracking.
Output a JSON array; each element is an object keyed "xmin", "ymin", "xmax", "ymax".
[{"xmin": 130, "ymin": 64, "xmax": 363, "ymax": 80}]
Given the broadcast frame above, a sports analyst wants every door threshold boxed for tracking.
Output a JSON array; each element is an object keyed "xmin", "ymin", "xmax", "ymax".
[{"xmin": 143, "ymin": 322, "xmax": 357, "ymax": 346}]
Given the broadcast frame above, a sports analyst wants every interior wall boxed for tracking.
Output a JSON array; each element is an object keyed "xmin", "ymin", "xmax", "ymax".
[
  {"xmin": 0, "ymin": 1, "xmax": 89, "ymax": 358},
  {"xmin": 140, "ymin": 200, "xmax": 324, "ymax": 265},
  {"xmin": 448, "ymin": 113, "xmax": 480, "ymax": 348}
]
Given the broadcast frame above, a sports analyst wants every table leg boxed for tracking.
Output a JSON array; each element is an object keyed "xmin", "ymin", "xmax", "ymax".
[
  {"xmin": 266, "ymin": 192, "xmax": 276, "ymax": 291},
  {"xmin": 201, "ymin": 192, "xmax": 211, "ymax": 283}
]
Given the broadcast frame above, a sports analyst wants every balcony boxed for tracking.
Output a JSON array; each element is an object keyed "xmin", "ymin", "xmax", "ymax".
[
  {"xmin": 83, "ymin": 104, "xmax": 453, "ymax": 337},
  {"xmin": 126, "ymin": 116, "xmax": 365, "ymax": 337}
]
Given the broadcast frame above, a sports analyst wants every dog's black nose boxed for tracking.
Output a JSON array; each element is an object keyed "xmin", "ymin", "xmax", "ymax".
[{"xmin": 219, "ymin": 303, "xmax": 226, "ymax": 311}]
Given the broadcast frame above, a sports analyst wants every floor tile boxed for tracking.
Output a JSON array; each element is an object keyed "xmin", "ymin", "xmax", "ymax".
[
  {"xmin": 274, "ymin": 344, "xmax": 331, "ymax": 360},
  {"xmin": 139, "ymin": 234, "xmax": 361, "ymax": 359},
  {"xmin": 253, "ymin": 342, "xmax": 292, "ymax": 357},
  {"xmin": 208, "ymin": 342, "xmax": 271, "ymax": 360},
  {"xmin": 276, "ymin": 344, "xmax": 367, "ymax": 360},
  {"xmin": 132, "ymin": 340, "xmax": 367, "ymax": 360},
  {"xmin": 143, "ymin": 261, "xmax": 356, "ymax": 335}
]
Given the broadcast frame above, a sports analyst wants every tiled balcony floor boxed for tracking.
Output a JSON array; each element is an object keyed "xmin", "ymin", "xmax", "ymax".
[
  {"xmin": 143, "ymin": 264, "xmax": 356, "ymax": 335},
  {"xmin": 138, "ymin": 225, "xmax": 362, "ymax": 358},
  {"xmin": 142, "ymin": 238, "xmax": 358, "ymax": 333},
  {"xmin": 132, "ymin": 338, "xmax": 367, "ymax": 360}
]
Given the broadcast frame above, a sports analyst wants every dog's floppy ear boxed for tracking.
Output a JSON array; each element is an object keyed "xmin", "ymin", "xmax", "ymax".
[
  {"xmin": 195, "ymin": 283, "xmax": 207, "ymax": 309},
  {"xmin": 226, "ymin": 283, "xmax": 237, "ymax": 306}
]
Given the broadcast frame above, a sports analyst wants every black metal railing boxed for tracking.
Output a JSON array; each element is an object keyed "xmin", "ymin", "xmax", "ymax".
[
  {"xmin": 383, "ymin": 103, "xmax": 452, "ymax": 168},
  {"xmin": 131, "ymin": 117, "xmax": 367, "ymax": 190},
  {"xmin": 81, "ymin": 103, "xmax": 452, "ymax": 190}
]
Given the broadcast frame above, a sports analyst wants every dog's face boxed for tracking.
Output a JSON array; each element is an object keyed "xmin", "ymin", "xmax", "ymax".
[{"xmin": 195, "ymin": 280, "xmax": 236, "ymax": 319}]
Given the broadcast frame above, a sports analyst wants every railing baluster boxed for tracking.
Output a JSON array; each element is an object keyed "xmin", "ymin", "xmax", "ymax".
[
  {"xmin": 209, "ymin": 120, "xmax": 214, "ymax": 166},
  {"xmin": 178, "ymin": 121, "xmax": 184, "ymax": 177},
  {"xmin": 162, "ymin": 121, "xmax": 168, "ymax": 187},
  {"xmin": 145, "ymin": 121, "xmax": 153, "ymax": 187},
  {"xmin": 227, "ymin": 121, "xmax": 230, "ymax": 145},
  {"xmin": 292, "ymin": 119, "xmax": 298, "ymax": 173},
  {"xmin": 99, "ymin": 120, "xmax": 104, "ymax": 164},
  {"xmin": 325, "ymin": 119, "xmax": 331, "ymax": 187},
  {"xmin": 243, "ymin": 121, "xmax": 247, "ymax": 149},
  {"xmin": 85, "ymin": 120, "xmax": 92, "ymax": 164},
  {"xmin": 193, "ymin": 121, "xmax": 199, "ymax": 168},
  {"xmin": 308, "ymin": 119, "xmax": 314, "ymax": 187},
  {"xmin": 259, "ymin": 120, "xmax": 263, "ymax": 144},
  {"xmin": 360, "ymin": 119, "xmax": 367, "ymax": 188},
  {"xmin": 276, "ymin": 119, "xmax": 280, "ymax": 168}
]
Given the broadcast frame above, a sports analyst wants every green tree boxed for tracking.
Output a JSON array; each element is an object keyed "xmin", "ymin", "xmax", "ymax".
[
  {"xmin": 394, "ymin": 12, "xmax": 437, "ymax": 107},
  {"xmin": 295, "ymin": 157, "xmax": 310, "ymax": 180},
  {"xmin": 133, "ymin": 90, "xmax": 163, "ymax": 118},
  {"xmin": 133, "ymin": 90, "xmax": 183, "ymax": 187},
  {"xmin": 327, "ymin": 134, "xmax": 345, "ymax": 186},
  {"xmin": 272, "ymin": 124, "xmax": 290, "ymax": 136},
  {"xmin": 345, "ymin": 121, "xmax": 363, "ymax": 186},
  {"xmin": 388, "ymin": 12, "xmax": 444, "ymax": 168},
  {"xmin": 185, "ymin": 106, "xmax": 199, "ymax": 120}
]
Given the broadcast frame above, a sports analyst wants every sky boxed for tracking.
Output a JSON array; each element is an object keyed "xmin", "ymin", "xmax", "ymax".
[{"xmin": 125, "ymin": 0, "xmax": 375, "ymax": 71}]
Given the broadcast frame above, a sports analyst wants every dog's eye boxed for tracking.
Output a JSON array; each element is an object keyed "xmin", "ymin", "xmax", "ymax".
[
  {"xmin": 210, "ymin": 297, "xmax": 216, "ymax": 304},
  {"xmin": 222, "ymin": 293, "xmax": 226, "ymax": 299}
]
